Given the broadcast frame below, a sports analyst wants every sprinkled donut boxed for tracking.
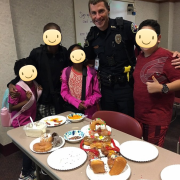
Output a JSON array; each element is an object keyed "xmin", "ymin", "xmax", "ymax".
[{"xmin": 90, "ymin": 118, "xmax": 106, "ymax": 131}]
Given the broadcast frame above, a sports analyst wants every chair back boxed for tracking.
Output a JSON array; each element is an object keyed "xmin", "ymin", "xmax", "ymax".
[{"xmin": 92, "ymin": 111, "xmax": 142, "ymax": 139}]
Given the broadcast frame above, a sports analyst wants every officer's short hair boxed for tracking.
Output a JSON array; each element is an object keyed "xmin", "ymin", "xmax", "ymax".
[
  {"xmin": 88, "ymin": 0, "xmax": 110, "ymax": 12},
  {"xmin": 43, "ymin": 23, "xmax": 61, "ymax": 33},
  {"xmin": 138, "ymin": 19, "xmax": 160, "ymax": 35}
]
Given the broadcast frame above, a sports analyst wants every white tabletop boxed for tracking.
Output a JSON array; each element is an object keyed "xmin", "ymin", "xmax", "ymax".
[{"xmin": 7, "ymin": 111, "xmax": 180, "ymax": 180}]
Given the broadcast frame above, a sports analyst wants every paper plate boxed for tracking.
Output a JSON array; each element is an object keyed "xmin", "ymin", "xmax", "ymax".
[
  {"xmin": 86, "ymin": 157, "xmax": 131, "ymax": 180},
  {"xmin": 120, "ymin": 140, "xmax": 158, "ymax": 162},
  {"xmin": 40, "ymin": 115, "xmax": 66, "ymax": 127},
  {"xmin": 30, "ymin": 136, "xmax": 65, "ymax": 153},
  {"xmin": 47, "ymin": 147, "xmax": 87, "ymax": 170},
  {"xmin": 81, "ymin": 125, "xmax": 111, "ymax": 136},
  {"xmin": 161, "ymin": 164, "xmax": 180, "ymax": 180}
]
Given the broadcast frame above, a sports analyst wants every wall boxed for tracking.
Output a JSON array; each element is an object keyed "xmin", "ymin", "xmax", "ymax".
[
  {"xmin": 173, "ymin": 2, "xmax": 180, "ymax": 52},
  {"xmin": 0, "ymin": 0, "xmax": 17, "ymax": 146}
]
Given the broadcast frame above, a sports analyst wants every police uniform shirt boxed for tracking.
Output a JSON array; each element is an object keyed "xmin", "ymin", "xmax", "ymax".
[{"xmin": 84, "ymin": 18, "xmax": 138, "ymax": 75}]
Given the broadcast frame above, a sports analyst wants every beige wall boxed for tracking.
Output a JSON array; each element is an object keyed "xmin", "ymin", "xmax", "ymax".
[
  {"xmin": 0, "ymin": 0, "xmax": 179, "ymax": 146},
  {"xmin": 173, "ymin": 2, "xmax": 180, "ymax": 52},
  {"xmin": 0, "ymin": 0, "xmax": 17, "ymax": 145}
]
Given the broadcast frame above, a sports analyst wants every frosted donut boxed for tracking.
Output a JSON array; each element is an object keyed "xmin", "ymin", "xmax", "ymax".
[
  {"xmin": 40, "ymin": 133, "xmax": 53, "ymax": 143},
  {"xmin": 90, "ymin": 118, "xmax": 106, "ymax": 131},
  {"xmin": 33, "ymin": 142, "xmax": 52, "ymax": 152}
]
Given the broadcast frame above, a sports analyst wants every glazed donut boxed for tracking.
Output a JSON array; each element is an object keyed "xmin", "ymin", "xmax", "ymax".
[
  {"xmin": 40, "ymin": 133, "xmax": 53, "ymax": 143},
  {"xmin": 90, "ymin": 118, "xmax": 106, "ymax": 131},
  {"xmin": 33, "ymin": 142, "xmax": 52, "ymax": 152}
]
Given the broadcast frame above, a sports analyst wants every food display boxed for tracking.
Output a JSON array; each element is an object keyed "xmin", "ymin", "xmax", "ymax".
[
  {"xmin": 79, "ymin": 118, "xmax": 129, "ymax": 176},
  {"xmin": 32, "ymin": 132, "xmax": 64, "ymax": 153},
  {"xmin": 23, "ymin": 122, "xmax": 47, "ymax": 137}
]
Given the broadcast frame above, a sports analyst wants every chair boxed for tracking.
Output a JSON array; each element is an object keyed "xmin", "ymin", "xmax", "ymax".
[{"xmin": 92, "ymin": 111, "xmax": 142, "ymax": 139}]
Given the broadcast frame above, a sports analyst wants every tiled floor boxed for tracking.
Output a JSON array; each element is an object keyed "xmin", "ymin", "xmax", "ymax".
[{"xmin": 1, "ymin": 109, "xmax": 180, "ymax": 180}]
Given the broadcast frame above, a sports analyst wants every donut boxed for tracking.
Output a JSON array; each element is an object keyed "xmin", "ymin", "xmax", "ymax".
[
  {"xmin": 33, "ymin": 142, "xmax": 52, "ymax": 152},
  {"xmin": 40, "ymin": 133, "xmax": 52, "ymax": 143},
  {"xmin": 90, "ymin": 118, "xmax": 106, "ymax": 131}
]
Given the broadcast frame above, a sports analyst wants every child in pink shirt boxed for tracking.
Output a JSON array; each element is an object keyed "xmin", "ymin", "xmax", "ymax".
[{"xmin": 61, "ymin": 44, "xmax": 101, "ymax": 118}]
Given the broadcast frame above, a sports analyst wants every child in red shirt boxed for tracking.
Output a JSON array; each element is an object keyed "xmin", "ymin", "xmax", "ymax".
[{"xmin": 133, "ymin": 19, "xmax": 180, "ymax": 147}]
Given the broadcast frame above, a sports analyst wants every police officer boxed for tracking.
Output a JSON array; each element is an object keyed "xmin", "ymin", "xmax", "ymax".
[{"xmin": 84, "ymin": 0, "xmax": 139, "ymax": 117}]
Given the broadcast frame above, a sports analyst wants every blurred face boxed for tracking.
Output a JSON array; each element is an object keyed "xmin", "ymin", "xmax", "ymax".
[
  {"xmin": 70, "ymin": 47, "xmax": 86, "ymax": 64},
  {"xmin": 89, "ymin": 2, "xmax": 109, "ymax": 31},
  {"xmin": 139, "ymin": 26, "xmax": 161, "ymax": 53}
]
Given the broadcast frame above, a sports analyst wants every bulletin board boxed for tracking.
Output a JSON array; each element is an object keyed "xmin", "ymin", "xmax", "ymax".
[{"xmin": 73, "ymin": 0, "xmax": 135, "ymax": 45}]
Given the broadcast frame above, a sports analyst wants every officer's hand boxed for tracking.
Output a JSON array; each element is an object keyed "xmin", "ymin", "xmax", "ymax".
[
  {"xmin": 171, "ymin": 51, "xmax": 180, "ymax": 69},
  {"xmin": 146, "ymin": 76, "xmax": 163, "ymax": 93},
  {"xmin": 78, "ymin": 102, "xmax": 87, "ymax": 110},
  {"xmin": 26, "ymin": 91, "xmax": 32, "ymax": 100},
  {"xmin": 9, "ymin": 83, "xmax": 20, "ymax": 98}
]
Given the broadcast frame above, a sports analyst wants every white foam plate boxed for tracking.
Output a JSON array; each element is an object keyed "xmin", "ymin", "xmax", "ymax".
[
  {"xmin": 120, "ymin": 140, "xmax": 158, "ymax": 162},
  {"xmin": 86, "ymin": 157, "xmax": 131, "ymax": 180},
  {"xmin": 161, "ymin": 164, "xmax": 180, "ymax": 180},
  {"xmin": 81, "ymin": 125, "xmax": 111, "ymax": 136},
  {"xmin": 39, "ymin": 115, "xmax": 66, "ymax": 127},
  {"xmin": 47, "ymin": 147, "xmax": 87, "ymax": 170},
  {"xmin": 30, "ymin": 136, "xmax": 65, "ymax": 153}
]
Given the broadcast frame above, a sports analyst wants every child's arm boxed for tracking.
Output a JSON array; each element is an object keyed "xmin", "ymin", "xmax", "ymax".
[
  {"xmin": 146, "ymin": 76, "xmax": 180, "ymax": 93},
  {"xmin": 9, "ymin": 91, "xmax": 32, "ymax": 112}
]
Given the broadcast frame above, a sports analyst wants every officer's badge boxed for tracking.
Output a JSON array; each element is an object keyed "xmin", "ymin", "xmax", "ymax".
[
  {"xmin": 131, "ymin": 23, "xmax": 138, "ymax": 33},
  {"xmin": 84, "ymin": 39, "xmax": 89, "ymax": 47},
  {"xmin": 115, "ymin": 34, "xmax": 121, "ymax": 44}
]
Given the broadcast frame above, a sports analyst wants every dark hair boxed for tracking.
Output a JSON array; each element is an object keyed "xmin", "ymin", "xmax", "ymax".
[
  {"xmin": 14, "ymin": 58, "xmax": 34, "ymax": 77},
  {"xmin": 138, "ymin": 19, "xmax": 160, "ymax": 35},
  {"xmin": 43, "ymin": 23, "xmax": 61, "ymax": 32},
  {"xmin": 88, "ymin": 0, "xmax": 110, "ymax": 12},
  {"xmin": 67, "ymin": 44, "xmax": 84, "ymax": 66}
]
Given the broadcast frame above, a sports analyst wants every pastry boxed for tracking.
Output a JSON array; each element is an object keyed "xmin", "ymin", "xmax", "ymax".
[
  {"xmin": 90, "ymin": 118, "xmax": 106, "ymax": 131},
  {"xmin": 109, "ymin": 156, "xmax": 127, "ymax": 176},
  {"xmin": 90, "ymin": 159, "xmax": 105, "ymax": 174},
  {"xmin": 52, "ymin": 132, "xmax": 62, "ymax": 147},
  {"xmin": 33, "ymin": 142, "xmax": 52, "ymax": 152},
  {"xmin": 40, "ymin": 133, "xmax": 52, "ymax": 143}
]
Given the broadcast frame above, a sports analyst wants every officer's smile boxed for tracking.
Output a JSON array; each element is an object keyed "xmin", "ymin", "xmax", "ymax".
[
  {"xmin": 142, "ymin": 41, "xmax": 150, "ymax": 45},
  {"xmin": 48, "ymin": 40, "xmax": 56, "ymax": 43}
]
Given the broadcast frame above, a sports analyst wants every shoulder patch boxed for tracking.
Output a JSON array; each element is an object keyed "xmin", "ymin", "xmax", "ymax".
[{"xmin": 131, "ymin": 23, "xmax": 138, "ymax": 33}]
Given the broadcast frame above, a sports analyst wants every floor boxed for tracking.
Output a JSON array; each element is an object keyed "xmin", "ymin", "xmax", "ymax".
[{"xmin": 0, "ymin": 108, "xmax": 180, "ymax": 180}]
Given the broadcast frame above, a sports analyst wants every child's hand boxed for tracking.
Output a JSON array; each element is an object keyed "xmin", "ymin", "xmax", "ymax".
[
  {"xmin": 146, "ymin": 76, "xmax": 163, "ymax": 93},
  {"xmin": 26, "ymin": 91, "xmax": 32, "ymax": 100},
  {"xmin": 78, "ymin": 101, "xmax": 87, "ymax": 110},
  {"xmin": 37, "ymin": 85, "xmax": 43, "ymax": 90}
]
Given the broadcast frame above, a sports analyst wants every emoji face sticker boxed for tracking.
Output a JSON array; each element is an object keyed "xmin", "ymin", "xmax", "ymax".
[
  {"xmin": 19, "ymin": 65, "xmax": 37, "ymax": 81},
  {"xmin": 43, "ymin": 29, "xmax": 61, "ymax": 46},
  {"xmin": 70, "ymin": 49, "xmax": 86, "ymax": 64},
  {"xmin": 136, "ymin": 29, "xmax": 158, "ymax": 48}
]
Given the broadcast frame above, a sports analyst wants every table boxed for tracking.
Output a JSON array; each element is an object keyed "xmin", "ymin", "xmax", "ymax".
[{"xmin": 7, "ymin": 111, "xmax": 180, "ymax": 180}]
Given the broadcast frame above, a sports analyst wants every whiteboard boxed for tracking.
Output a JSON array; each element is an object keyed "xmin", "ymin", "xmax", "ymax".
[{"xmin": 73, "ymin": 0, "xmax": 135, "ymax": 46}]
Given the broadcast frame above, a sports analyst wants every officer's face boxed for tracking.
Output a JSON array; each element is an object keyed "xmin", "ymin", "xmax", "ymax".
[{"xmin": 89, "ymin": 2, "xmax": 109, "ymax": 31}]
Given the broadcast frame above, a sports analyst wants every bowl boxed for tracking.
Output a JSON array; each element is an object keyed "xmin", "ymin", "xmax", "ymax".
[
  {"xmin": 23, "ymin": 121, "xmax": 47, "ymax": 137},
  {"xmin": 67, "ymin": 113, "xmax": 85, "ymax": 123},
  {"xmin": 64, "ymin": 130, "xmax": 84, "ymax": 143}
]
